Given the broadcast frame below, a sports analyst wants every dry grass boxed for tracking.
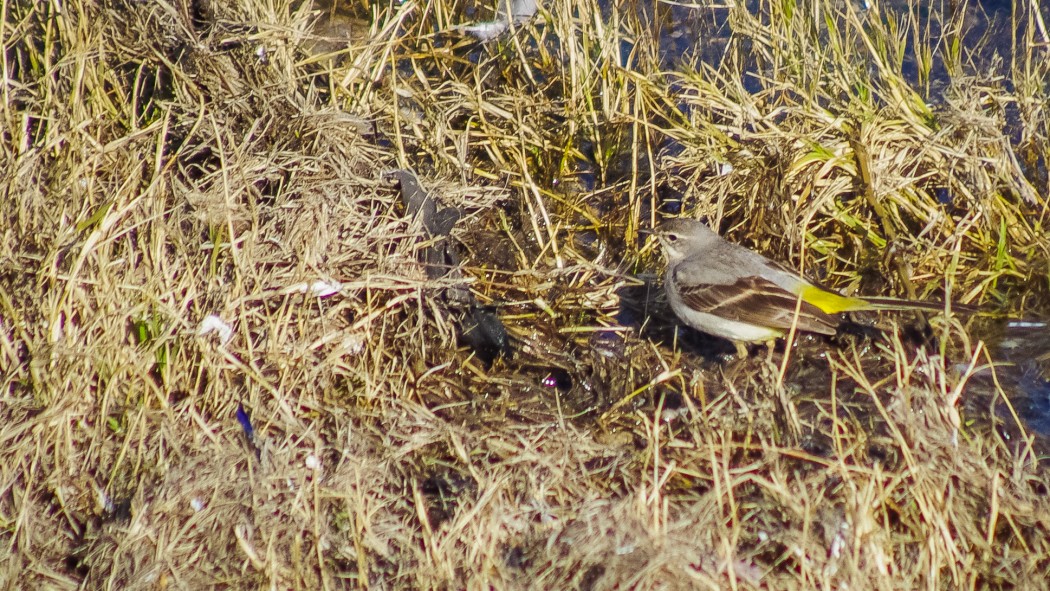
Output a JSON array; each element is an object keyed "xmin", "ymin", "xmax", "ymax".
[{"xmin": 2, "ymin": 0, "xmax": 1049, "ymax": 588}]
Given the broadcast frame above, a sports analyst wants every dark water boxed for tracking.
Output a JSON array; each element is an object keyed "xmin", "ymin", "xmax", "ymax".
[
  {"xmin": 638, "ymin": 0, "xmax": 1023, "ymax": 88},
  {"xmin": 980, "ymin": 320, "xmax": 1050, "ymax": 437}
]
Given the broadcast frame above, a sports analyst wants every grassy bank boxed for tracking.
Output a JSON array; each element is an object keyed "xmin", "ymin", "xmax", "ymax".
[{"xmin": 2, "ymin": 0, "xmax": 1049, "ymax": 588}]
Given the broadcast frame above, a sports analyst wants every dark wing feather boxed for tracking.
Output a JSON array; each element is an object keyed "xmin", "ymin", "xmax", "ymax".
[{"xmin": 675, "ymin": 272, "xmax": 840, "ymax": 336}]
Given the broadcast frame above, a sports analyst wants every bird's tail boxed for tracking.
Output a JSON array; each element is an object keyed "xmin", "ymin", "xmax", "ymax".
[
  {"xmin": 857, "ymin": 296, "xmax": 979, "ymax": 315},
  {"xmin": 799, "ymin": 284, "xmax": 979, "ymax": 315}
]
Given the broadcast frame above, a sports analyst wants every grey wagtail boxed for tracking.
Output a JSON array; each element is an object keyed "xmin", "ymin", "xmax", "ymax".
[{"xmin": 649, "ymin": 218, "xmax": 970, "ymax": 354}]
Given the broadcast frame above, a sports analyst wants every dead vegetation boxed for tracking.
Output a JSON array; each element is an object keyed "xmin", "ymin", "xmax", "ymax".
[{"xmin": 2, "ymin": 0, "xmax": 1049, "ymax": 588}]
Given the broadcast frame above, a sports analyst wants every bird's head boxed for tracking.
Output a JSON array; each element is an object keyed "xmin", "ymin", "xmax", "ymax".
[{"xmin": 650, "ymin": 218, "xmax": 720, "ymax": 262}]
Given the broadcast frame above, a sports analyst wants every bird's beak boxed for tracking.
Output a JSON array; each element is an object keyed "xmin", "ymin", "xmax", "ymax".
[{"xmin": 638, "ymin": 229, "xmax": 654, "ymax": 236}]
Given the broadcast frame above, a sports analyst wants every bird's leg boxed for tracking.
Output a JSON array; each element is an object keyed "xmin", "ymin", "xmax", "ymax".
[
  {"xmin": 734, "ymin": 341, "xmax": 749, "ymax": 359},
  {"xmin": 763, "ymin": 339, "xmax": 777, "ymax": 364}
]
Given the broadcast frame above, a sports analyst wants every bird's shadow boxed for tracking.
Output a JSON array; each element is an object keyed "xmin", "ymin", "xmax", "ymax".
[{"xmin": 617, "ymin": 280, "xmax": 740, "ymax": 362}]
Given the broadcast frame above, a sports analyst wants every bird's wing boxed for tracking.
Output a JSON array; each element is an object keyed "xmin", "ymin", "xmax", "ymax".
[{"xmin": 675, "ymin": 271, "xmax": 840, "ymax": 335}]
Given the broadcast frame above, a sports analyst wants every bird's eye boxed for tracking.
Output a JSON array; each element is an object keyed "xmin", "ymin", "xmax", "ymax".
[{"xmin": 666, "ymin": 233, "xmax": 679, "ymax": 243}]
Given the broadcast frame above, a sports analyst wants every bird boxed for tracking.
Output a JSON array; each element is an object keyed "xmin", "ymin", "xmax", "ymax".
[{"xmin": 649, "ymin": 218, "xmax": 969, "ymax": 356}]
